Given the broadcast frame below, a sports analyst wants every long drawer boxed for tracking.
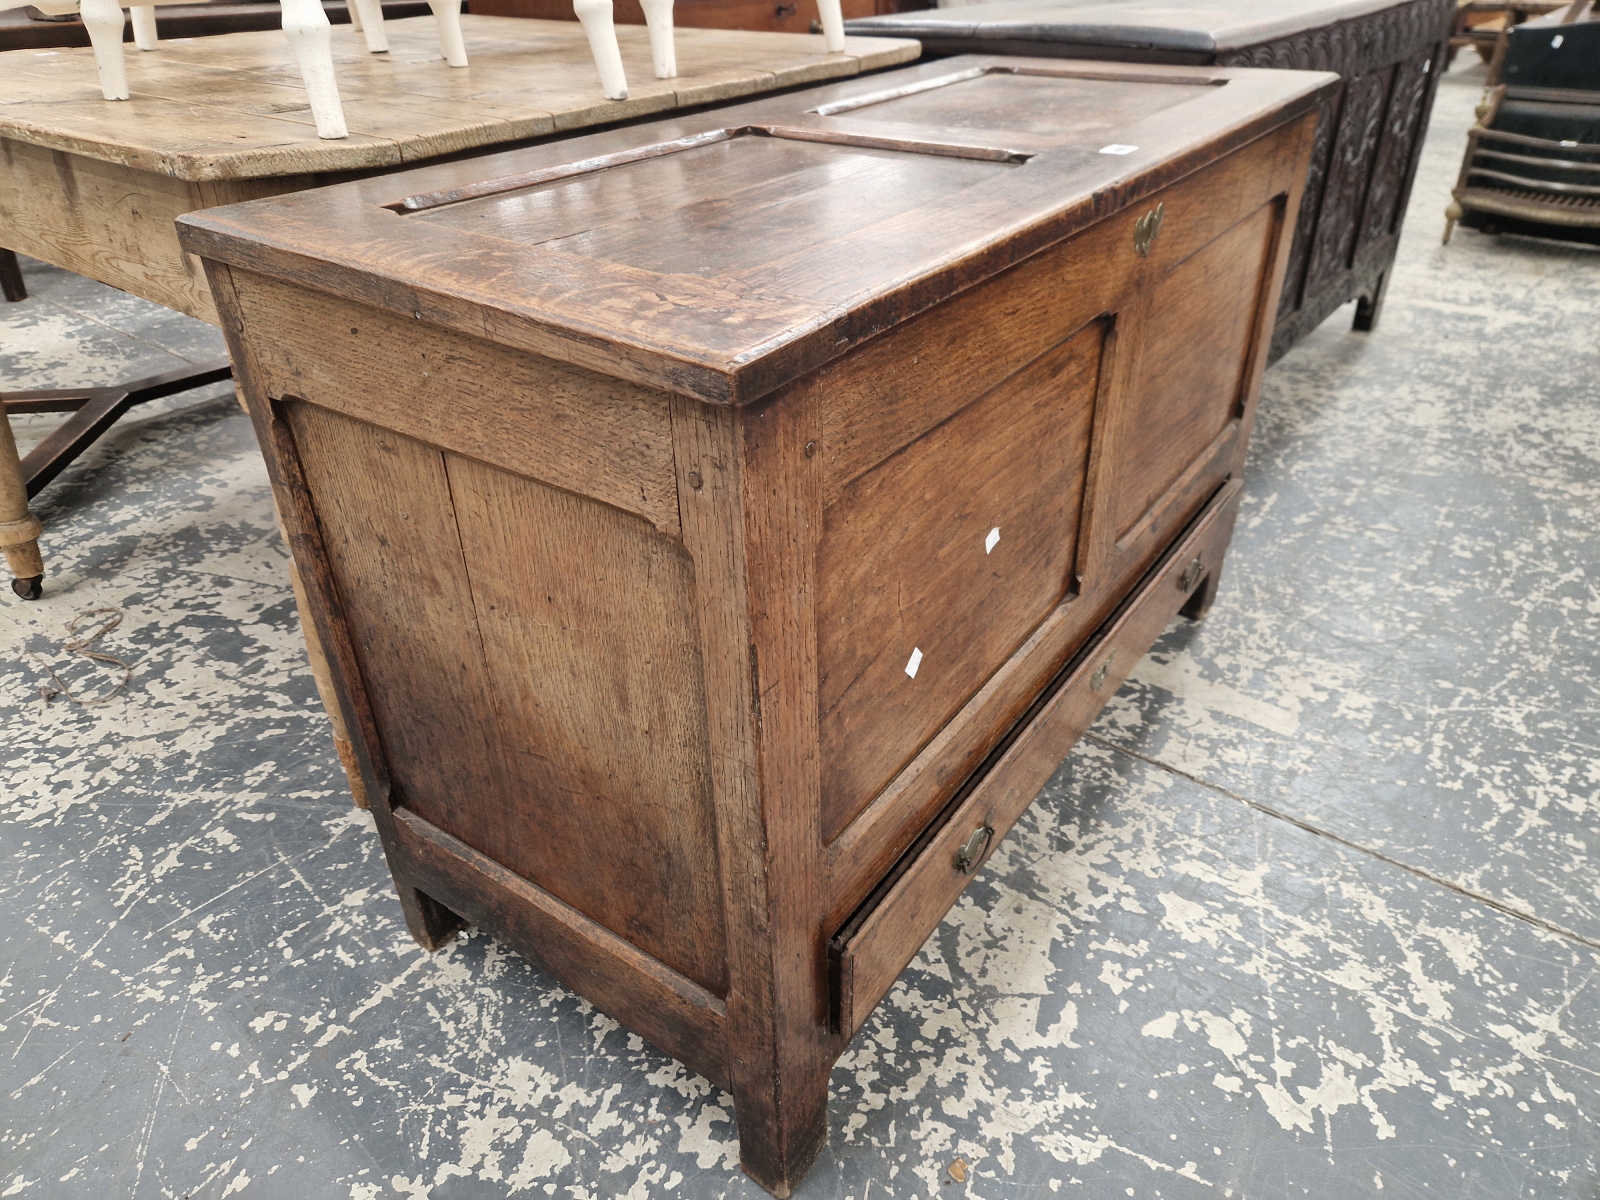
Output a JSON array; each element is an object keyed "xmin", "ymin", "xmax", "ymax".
[{"xmin": 829, "ymin": 477, "xmax": 1244, "ymax": 1037}]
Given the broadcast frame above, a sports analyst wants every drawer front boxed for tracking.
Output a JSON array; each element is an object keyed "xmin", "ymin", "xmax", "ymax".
[
  {"xmin": 816, "ymin": 319, "xmax": 1106, "ymax": 843},
  {"xmin": 830, "ymin": 478, "xmax": 1243, "ymax": 1037}
]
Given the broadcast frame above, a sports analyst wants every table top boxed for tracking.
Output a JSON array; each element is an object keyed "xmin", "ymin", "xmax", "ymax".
[
  {"xmin": 180, "ymin": 55, "xmax": 1336, "ymax": 404},
  {"xmin": 846, "ymin": 0, "xmax": 1416, "ymax": 53},
  {"xmin": 0, "ymin": 14, "xmax": 919, "ymax": 180}
]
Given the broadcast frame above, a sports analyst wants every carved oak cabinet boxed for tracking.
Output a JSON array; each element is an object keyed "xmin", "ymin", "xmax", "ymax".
[
  {"xmin": 849, "ymin": 0, "xmax": 1456, "ymax": 360},
  {"xmin": 179, "ymin": 57, "xmax": 1334, "ymax": 1195}
]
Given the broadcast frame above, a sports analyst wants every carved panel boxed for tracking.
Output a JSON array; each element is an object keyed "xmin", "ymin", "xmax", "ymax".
[
  {"xmin": 1356, "ymin": 47, "xmax": 1436, "ymax": 252},
  {"xmin": 1305, "ymin": 65, "xmax": 1393, "ymax": 291},
  {"xmin": 1216, "ymin": 0, "xmax": 1454, "ymax": 356},
  {"xmin": 1277, "ymin": 90, "xmax": 1338, "ymax": 318}
]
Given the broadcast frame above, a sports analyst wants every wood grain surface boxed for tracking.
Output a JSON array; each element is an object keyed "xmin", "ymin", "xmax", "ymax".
[
  {"xmin": 197, "ymin": 61, "xmax": 1328, "ymax": 1196},
  {"xmin": 180, "ymin": 57, "xmax": 1337, "ymax": 403},
  {"xmin": 285, "ymin": 400, "xmax": 729, "ymax": 995},
  {"xmin": 0, "ymin": 15, "xmax": 918, "ymax": 180},
  {"xmin": 227, "ymin": 268, "xmax": 683, "ymax": 534},
  {"xmin": 831, "ymin": 480, "xmax": 1246, "ymax": 1038},
  {"xmin": 816, "ymin": 322, "xmax": 1100, "ymax": 841}
]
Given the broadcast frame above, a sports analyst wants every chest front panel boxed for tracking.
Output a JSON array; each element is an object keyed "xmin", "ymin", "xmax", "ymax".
[{"xmin": 816, "ymin": 319, "xmax": 1103, "ymax": 841}]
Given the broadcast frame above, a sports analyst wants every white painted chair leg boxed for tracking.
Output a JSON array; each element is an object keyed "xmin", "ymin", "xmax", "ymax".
[
  {"xmin": 79, "ymin": 0, "xmax": 129, "ymax": 100},
  {"xmin": 573, "ymin": 0, "xmax": 628, "ymax": 100},
  {"xmin": 638, "ymin": 0, "xmax": 675, "ymax": 79},
  {"xmin": 346, "ymin": 0, "xmax": 364, "ymax": 31},
  {"xmin": 130, "ymin": 5, "xmax": 159, "ymax": 50},
  {"xmin": 816, "ymin": 0, "xmax": 844, "ymax": 53},
  {"xmin": 348, "ymin": 0, "xmax": 389, "ymax": 52},
  {"xmin": 280, "ymin": 0, "xmax": 349, "ymax": 139},
  {"xmin": 428, "ymin": 0, "xmax": 467, "ymax": 66}
]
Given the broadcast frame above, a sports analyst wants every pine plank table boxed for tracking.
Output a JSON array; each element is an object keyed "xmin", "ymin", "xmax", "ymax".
[{"xmin": 0, "ymin": 14, "xmax": 916, "ymax": 793}]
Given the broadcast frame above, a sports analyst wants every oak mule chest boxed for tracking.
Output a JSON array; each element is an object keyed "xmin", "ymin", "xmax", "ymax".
[{"xmin": 180, "ymin": 58, "xmax": 1333, "ymax": 1195}]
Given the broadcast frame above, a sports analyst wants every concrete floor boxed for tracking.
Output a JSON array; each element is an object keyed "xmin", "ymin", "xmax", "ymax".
[{"xmin": 2, "ymin": 54, "xmax": 1598, "ymax": 1200}]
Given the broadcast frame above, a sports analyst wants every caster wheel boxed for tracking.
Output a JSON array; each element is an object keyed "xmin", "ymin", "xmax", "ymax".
[{"xmin": 11, "ymin": 574, "xmax": 42, "ymax": 600}]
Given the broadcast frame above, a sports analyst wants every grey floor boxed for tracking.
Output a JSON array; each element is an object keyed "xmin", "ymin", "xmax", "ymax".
[{"xmin": 2, "ymin": 54, "xmax": 1598, "ymax": 1200}]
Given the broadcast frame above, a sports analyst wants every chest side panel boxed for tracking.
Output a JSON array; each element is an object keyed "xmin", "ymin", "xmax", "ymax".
[
  {"xmin": 816, "ymin": 319, "xmax": 1103, "ymax": 842},
  {"xmin": 281, "ymin": 394, "xmax": 728, "ymax": 998}
]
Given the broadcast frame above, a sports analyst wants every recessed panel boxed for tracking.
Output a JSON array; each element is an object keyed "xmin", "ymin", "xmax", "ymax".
[
  {"xmin": 1115, "ymin": 203, "xmax": 1275, "ymax": 541},
  {"xmin": 817, "ymin": 319, "xmax": 1104, "ymax": 843},
  {"xmin": 288, "ymin": 403, "xmax": 728, "ymax": 997},
  {"xmin": 415, "ymin": 134, "xmax": 1016, "ymax": 278}
]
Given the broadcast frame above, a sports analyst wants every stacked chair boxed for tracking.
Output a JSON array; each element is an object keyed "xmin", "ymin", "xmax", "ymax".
[
  {"xmin": 1446, "ymin": 0, "xmax": 1600, "ymax": 243},
  {"xmin": 0, "ymin": 0, "xmax": 686, "ymax": 137}
]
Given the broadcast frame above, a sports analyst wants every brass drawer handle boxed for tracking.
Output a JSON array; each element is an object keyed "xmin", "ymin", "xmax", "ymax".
[
  {"xmin": 955, "ymin": 820, "xmax": 994, "ymax": 875},
  {"xmin": 1179, "ymin": 556, "xmax": 1204, "ymax": 593},
  {"xmin": 1134, "ymin": 202, "xmax": 1165, "ymax": 257},
  {"xmin": 1089, "ymin": 650, "xmax": 1116, "ymax": 692}
]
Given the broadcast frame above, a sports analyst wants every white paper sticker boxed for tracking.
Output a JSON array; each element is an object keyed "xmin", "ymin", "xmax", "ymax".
[
  {"xmin": 1099, "ymin": 144, "xmax": 1138, "ymax": 156},
  {"xmin": 905, "ymin": 648, "xmax": 923, "ymax": 679},
  {"xmin": 985, "ymin": 527, "xmax": 1001, "ymax": 555},
  {"xmin": 1552, "ymin": 33, "xmax": 1564, "ymax": 47}
]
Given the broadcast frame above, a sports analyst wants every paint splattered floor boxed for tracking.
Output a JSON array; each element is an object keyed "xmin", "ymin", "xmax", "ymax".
[{"xmin": 3, "ymin": 54, "xmax": 1598, "ymax": 1200}]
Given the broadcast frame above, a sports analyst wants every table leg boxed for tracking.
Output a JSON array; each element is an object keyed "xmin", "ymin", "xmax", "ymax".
[
  {"xmin": 1352, "ymin": 269, "xmax": 1390, "ymax": 333},
  {"xmin": 1, "ymin": 358, "xmax": 232, "ymax": 600},
  {"xmin": 0, "ymin": 409, "xmax": 44, "ymax": 601},
  {"xmin": 281, "ymin": 0, "xmax": 350, "ymax": 139},
  {"xmin": 80, "ymin": 0, "xmax": 131, "ymax": 100},
  {"xmin": 1, "ymin": 251, "xmax": 25, "ymax": 303},
  {"xmin": 574, "ymin": 0, "xmax": 629, "ymax": 100}
]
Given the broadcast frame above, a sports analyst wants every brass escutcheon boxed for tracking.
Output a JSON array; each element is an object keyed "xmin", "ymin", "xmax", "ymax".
[{"xmin": 1133, "ymin": 202, "xmax": 1166, "ymax": 257}]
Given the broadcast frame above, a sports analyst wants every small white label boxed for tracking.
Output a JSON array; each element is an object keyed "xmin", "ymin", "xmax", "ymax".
[
  {"xmin": 1552, "ymin": 33, "xmax": 1564, "ymax": 48},
  {"xmin": 1099, "ymin": 144, "xmax": 1138, "ymax": 156},
  {"xmin": 1562, "ymin": 139, "xmax": 1579, "ymax": 147},
  {"xmin": 905, "ymin": 648, "xmax": 923, "ymax": 679},
  {"xmin": 985, "ymin": 527, "xmax": 1001, "ymax": 555}
]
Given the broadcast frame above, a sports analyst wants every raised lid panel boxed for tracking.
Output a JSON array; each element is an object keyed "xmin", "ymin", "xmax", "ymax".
[
  {"xmin": 411, "ymin": 129, "xmax": 1023, "ymax": 279},
  {"xmin": 286, "ymin": 401, "xmax": 729, "ymax": 997},
  {"xmin": 179, "ymin": 56, "xmax": 1336, "ymax": 403},
  {"xmin": 816, "ymin": 318, "xmax": 1103, "ymax": 844}
]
